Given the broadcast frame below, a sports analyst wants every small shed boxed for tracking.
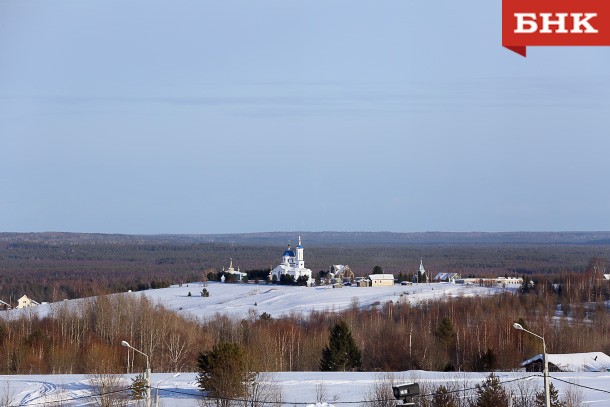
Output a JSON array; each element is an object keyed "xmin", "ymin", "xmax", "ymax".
[
  {"xmin": 356, "ymin": 279, "xmax": 370, "ymax": 287},
  {"xmin": 369, "ymin": 274, "xmax": 394, "ymax": 287},
  {"xmin": 521, "ymin": 352, "xmax": 610, "ymax": 372}
]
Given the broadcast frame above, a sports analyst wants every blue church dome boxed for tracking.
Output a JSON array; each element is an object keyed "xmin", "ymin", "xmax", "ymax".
[{"xmin": 283, "ymin": 250, "xmax": 295, "ymax": 257}]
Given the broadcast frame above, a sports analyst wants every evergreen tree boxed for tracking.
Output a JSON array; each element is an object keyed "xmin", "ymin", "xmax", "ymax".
[
  {"xmin": 196, "ymin": 342, "xmax": 253, "ymax": 406},
  {"xmin": 520, "ymin": 275, "xmax": 534, "ymax": 293},
  {"xmin": 372, "ymin": 265, "xmax": 383, "ymax": 274},
  {"xmin": 296, "ymin": 275, "xmax": 309, "ymax": 286},
  {"xmin": 279, "ymin": 274, "xmax": 295, "ymax": 285},
  {"xmin": 130, "ymin": 373, "xmax": 147, "ymax": 400},
  {"xmin": 435, "ymin": 316, "xmax": 456, "ymax": 369},
  {"xmin": 534, "ymin": 383, "xmax": 565, "ymax": 407},
  {"xmin": 473, "ymin": 348, "xmax": 497, "ymax": 371},
  {"xmin": 432, "ymin": 385, "xmax": 458, "ymax": 407},
  {"xmin": 471, "ymin": 373, "xmax": 508, "ymax": 407},
  {"xmin": 435, "ymin": 317, "xmax": 455, "ymax": 348},
  {"xmin": 320, "ymin": 320, "xmax": 362, "ymax": 371}
]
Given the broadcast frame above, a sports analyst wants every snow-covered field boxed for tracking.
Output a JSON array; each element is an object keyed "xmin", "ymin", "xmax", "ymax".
[
  {"xmin": 4, "ymin": 283, "xmax": 609, "ymax": 405},
  {"xmin": 2, "ymin": 371, "xmax": 610, "ymax": 406},
  {"xmin": 9, "ymin": 281, "xmax": 508, "ymax": 321},
  {"xmin": 141, "ymin": 281, "xmax": 508, "ymax": 320}
]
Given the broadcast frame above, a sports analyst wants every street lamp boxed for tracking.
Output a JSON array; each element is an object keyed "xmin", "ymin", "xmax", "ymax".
[
  {"xmin": 513, "ymin": 323, "xmax": 550, "ymax": 407},
  {"xmin": 155, "ymin": 373, "xmax": 180, "ymax": 407},
  {"xmin": 121, "ymin": 340, "xmax": 151, "ymax": 407}
]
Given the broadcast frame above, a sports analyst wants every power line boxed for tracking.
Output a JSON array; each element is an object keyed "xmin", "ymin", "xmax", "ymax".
[
  {"xmin": 415, "ymin": 373, "xmax": 539, "ymax": 397},
  {"xmin": 549, "ymin": 375, "xmax": 610, "ymax": 395},
  {"xmin": 8, "ymin": 374, "xmax": 610, "ymax": 406},
  {"xmin": 161, "ymin": 375, "xmax": 541, "ymax": 405}
]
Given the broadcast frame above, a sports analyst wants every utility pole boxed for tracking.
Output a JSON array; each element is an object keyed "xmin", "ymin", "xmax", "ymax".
[{"xmin": 513, "ymin": 323, "xmax": 550, "ymax": 407}]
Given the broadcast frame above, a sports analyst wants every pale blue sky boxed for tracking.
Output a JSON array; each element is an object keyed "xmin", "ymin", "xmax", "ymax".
[{"xmin": 1, "ymin": 0, "xmax": 609, "ymax": 234}]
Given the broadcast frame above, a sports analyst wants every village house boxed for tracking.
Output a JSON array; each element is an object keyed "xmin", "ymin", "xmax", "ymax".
[
  {"xmin": 454, "ymin": 276, "xmax": 528, "ymax": 288},
  {"xmin": 369, "ymin": 274, "xmax": 394, "ymax": 287},
  {"xmin": 355, "ymin": 277, "xmax": 370, "ymax": 287},
  {"xmin": 433, "ymin": 272, "xmax": 461, "ymax": 283},
  {"xmin": 16, "ymin": 295, "xmax": 39, "ymax": 309},
  {"xmin": 522, "ymin": 352, "xmax": 610, "ymax": 372},
  {"xmin": 0, "ymin": 299, "xmax": 11, "ymax": 310}
]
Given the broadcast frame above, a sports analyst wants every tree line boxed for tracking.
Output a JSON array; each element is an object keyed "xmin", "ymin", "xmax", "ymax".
[{"xmin": 2, "ymin": 239, "xmax": 610, "ymax": 303}]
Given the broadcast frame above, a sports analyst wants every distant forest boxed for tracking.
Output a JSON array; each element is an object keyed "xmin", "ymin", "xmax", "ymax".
[{"xmin": 1, "ymin": 232, "xmax": 610, "ymax": 303}]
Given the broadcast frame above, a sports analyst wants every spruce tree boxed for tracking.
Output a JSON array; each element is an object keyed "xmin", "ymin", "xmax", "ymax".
[
  {"xmin": 534, "ymin": 383, "xmax": 565, "ymax": 407},
  {"xmin": 320, "ymin": 320, "xmax": 362, "ymax": 371},
  {"xmin": 471, "ymin": 373, "xmax": 508, "ymax": 407},
  {"xmin": 196, "ymin": 342, "xmax": 253, "ymax": 406},
  {"xmin": 435, "ymin": 317, "xmax": 455, "ymax": 349},
  {"xmin": 432, "ymin": 385, "xmax": 458, "ymax": 407},
  {"xmin": 130, "ymin": 373, "xmax": 146, "ymax": 400}
]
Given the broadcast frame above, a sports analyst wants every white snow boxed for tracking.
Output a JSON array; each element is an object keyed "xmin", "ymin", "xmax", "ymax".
[
  {"xmin": 5, "ymin": 281, "xmax": 511, "ymax": 321},
  {"xmin": 1, "ymin": 371, "xmax": 609, "ymax": 406}
]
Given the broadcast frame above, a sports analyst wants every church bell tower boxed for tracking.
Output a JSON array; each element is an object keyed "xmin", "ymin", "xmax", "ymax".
[{"xmin": 296, "ymin": 236, "xmax": 305, "ymax": 268}]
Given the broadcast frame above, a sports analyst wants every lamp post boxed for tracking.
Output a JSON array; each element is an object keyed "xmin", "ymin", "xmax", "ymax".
[
  {"xmin": 513, "ymin": 323, "xmax": 550, "ymax": 407},
  {"xmin": 121, "ymin": 340, "xmax": 151, "ymax": 407},
  {"xmin": 155, "ymin": 373, "xmax": 180, "ymax": 407}
]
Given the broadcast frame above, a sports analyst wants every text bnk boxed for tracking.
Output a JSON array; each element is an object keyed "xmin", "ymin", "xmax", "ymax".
[{"xmin": 514, "ymin": 13, "xmax": 598, "ymax": 34}]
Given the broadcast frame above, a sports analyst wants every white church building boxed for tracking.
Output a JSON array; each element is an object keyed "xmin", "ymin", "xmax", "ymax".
[{"xmin": 269, "ymin": 237, "xmax": 313, "ymax": 285}]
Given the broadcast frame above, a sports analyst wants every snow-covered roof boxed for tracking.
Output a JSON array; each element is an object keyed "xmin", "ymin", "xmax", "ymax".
[
  {"xmin": 521, "ymin": 352, "xmax": 610, "ymax": 372},
  {"xmin": 369, "ymin": 274, "xmax": 394, "ymax": 280},
  {"xmin": 433, "ymin": 273, "xmax": 460, "ymax": 281}
]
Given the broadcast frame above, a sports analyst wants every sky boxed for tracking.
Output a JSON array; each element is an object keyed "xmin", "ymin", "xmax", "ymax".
[{"xmin": 1, "ymin": 0, "xmax": 610, "ymax": 234}]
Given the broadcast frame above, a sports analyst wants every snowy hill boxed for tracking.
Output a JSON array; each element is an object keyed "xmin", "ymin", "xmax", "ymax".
[{"xmin": 9, "ymin": 281, "xmax": 508, "ymax": 320}]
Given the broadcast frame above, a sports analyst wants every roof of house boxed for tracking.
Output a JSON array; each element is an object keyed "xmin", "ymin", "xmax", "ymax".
[
  {"xmin": 433, "ymin": 273, "xmax": 460, "ymax": 280},
  {"xmin": 369, "ymin": 274, "xmax": 394, "ymax": 280},
  {"xmin": 521, "ymin": 352, "xmax": 610, "ymax": 372}
]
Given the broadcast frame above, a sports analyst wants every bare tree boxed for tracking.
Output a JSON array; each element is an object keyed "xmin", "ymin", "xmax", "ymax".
[
  {"xmin": 315, "ymin": 381, "xmax": 328, "ymax": 404},
  {"xmin": 562, "ymin": 382, "xmax": 584, "ymax": 407},
  {"xmin": 0, "ymin": 380, "xmax": 15, "ymax": 407},
  {"xmin": 510, "ymin": 377, "xmax": 537, "ymax": 407},
  {"xmin": 87, "ymin": 373, "xmax": 129, "ymax": 407},
  {"xmin": 247, "ymin": 372, "xmax": 283, "ymax": 407},
  {"xmin": 164, "ymin": 331, "xmax": 191, "ymax": 372},
  {"xmin": 361, "ymin": 372, "xmax": 400, "ymax": 407}
]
